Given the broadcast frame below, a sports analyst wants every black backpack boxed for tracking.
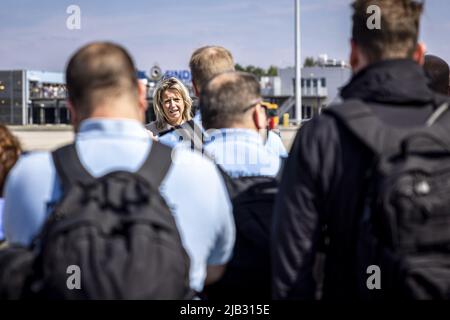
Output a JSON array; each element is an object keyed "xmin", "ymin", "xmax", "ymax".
[
  {"xmin": 0, "ymin": 142, "xmax": 193, "ymax": 300},
  {"xmin": 160, "ymin": 120, "xmax": 282, "ymax": 299},
  {"xmin": 204, "ymin": 167, "xmax": 283, "ymax": 300},
  {"xmin": 0, "ymin": 245, "xmax": 35, "ymax": 299},
  {"xmin": 326, "ymin": 99, "xmax": 450, "ymax": 300}
]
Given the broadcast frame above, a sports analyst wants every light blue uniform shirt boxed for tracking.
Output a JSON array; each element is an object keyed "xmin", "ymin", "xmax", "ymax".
[
  {"xmin": 158, "ymin": 112, "xmax": 288, "ymax": 158},
  {"xmin": 204, "ymin": 129, "xmax": 282, "ymax": 178},
  {"xmin": 3, "ymin": 119, "xmax": 235, "ymax": 292}
]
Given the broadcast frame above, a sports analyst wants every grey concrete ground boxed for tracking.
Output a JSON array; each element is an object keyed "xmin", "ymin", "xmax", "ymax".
[
  {"xmin": 9, "ymin": 125, "xmax": 75, "ymax": 152},
  {"xmin": 9, "ymin": 125, "xmax": 299, "ymax": 152},
  {"xmin": 279, "ymin": 127, "xmax": 298, "ymax": 151}
]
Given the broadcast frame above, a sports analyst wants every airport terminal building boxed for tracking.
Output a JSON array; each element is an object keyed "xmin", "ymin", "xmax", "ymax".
[
  {"xmin": 0, "ymin": 67, "xmax": 193, "ymax": 125},
  {"xmin": 0, "ymin": 56, "xmax": 351, "ymax": 125},
  {"xmin": 0, "ymin": 70, "xmax": 67, "ymax": 125}
]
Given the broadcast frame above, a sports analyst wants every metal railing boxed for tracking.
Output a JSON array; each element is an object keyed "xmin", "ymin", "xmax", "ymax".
[{"xmin": 277, "ymin": 96, "xmax": 296, "ymax": 117}]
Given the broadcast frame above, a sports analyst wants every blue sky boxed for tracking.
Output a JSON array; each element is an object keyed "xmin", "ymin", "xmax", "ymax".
[{"xmin": 1, "ymin": 0, "xmax": 449, "ymax": 73}]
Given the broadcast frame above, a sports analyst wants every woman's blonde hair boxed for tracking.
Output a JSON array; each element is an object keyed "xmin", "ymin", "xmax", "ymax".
[{"xmin": 153, "ymin": 77, "xmax": 192, "ymax": 130}]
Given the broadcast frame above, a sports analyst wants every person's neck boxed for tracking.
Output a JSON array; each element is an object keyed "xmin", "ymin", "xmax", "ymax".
[
  {"xmin": 89, "ymin": 110, "xmax": 142, "ymax": 121},
  {"xmin": 351, "ymin": 58, "xmax": 369, "ymax": 75},
  {"xmin": 227, "ymin": 123, "xmax": 257, "ymax": 131},
  {"xmin": 88, "ymin": 97, "xmax": 142, "ymax": 122},
  {"xmin": 167, "ymin": 118, "xmax": 184, "ymax": 127}
]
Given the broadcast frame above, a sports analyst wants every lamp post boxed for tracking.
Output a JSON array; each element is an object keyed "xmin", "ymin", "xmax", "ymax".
[{"xmin": 295, "ymin": 0, "xmax": 302, "ymax": 124}]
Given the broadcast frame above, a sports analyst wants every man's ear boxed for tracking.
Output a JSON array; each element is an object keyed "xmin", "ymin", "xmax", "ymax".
[
  {"xmin": 413, "ymin": 42, "xmax": 426, "ymax": 65},
  {"xmin": 192, "ymin": 80, "xmax": 200, "ymax": 97},
  {"xmin": 253, "ymin": 104, "xmax": 267, "ymax": 130},
  {"xmin": 350, "ymin": 40, "xmax": 368, "ymax": 74},
  {"xmin": 137, "ymin": 81, "xmax": 148, "ymax": 112}
]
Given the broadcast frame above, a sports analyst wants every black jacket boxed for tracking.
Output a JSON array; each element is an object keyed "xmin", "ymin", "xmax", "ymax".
[{"xmin": 271, "ymin": 59, "xmax": 450, "ymax": 300}]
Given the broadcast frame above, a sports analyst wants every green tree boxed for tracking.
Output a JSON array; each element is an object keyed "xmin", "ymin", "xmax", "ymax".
[
  {"xmin": 245, "ymin": 65, "xmax": 256, "ymax": 74},
  {"xmin": 267, "ymin": 65, "xmax": 278, "ymax": 76},
  {"xmin": 254, "ymin": 67, "xmax": 265, "ymax": 78},
  {"xmin": 304, "ymin": 57, "xmax": 316, "ymax": 67},
  {"xmin": 234, "ymin": 63, "xmax": 279, "ymax": 78},
  {"xmin": 235, "ymin": 63, "xmax": 245, "ymax": 72}
]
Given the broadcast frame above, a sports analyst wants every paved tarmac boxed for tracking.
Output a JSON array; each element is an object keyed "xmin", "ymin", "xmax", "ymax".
[{"xmin": 9, "ymin": 125, "xmax": 299, "ymax": 152}]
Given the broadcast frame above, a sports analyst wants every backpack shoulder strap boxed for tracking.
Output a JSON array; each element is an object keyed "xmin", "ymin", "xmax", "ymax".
[
  {"xmin": 275, "ymin": 156, "xmax": 287, "ymax": 183},
  {"xmin": 216, "ymin": 164, "xmax": 237, "ymax": 199},
  {"xmin": 426, "ymin": 101, "xmax": 449, "ymax": 127},
  {"xmin": 324, "ymin": 99, "xmax": 402, "ymax": 156},
  {"xmin": 136, "ymin": 141, "xmax": 173, "ymax": 189},
  {"xmin": 409, "ymin": 101, "xmax": 450, "ymax": 153},
  {"xmin": 181, "ymin": 119, "xmax": 204, "ymax": 152},
  {"xmin": 52, "ymin": 144, "xmax": 95, "ymax": 193}
]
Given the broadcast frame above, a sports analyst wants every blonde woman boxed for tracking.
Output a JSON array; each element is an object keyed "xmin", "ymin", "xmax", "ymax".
[{"xmin": 146, "ymin": 77, "xmax": 193, "ymax": 136}]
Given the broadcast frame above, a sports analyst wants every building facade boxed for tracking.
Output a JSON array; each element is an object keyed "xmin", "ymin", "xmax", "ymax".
[
  {"xmin": 260, "ymin": 56, "xmax": 352, "ymax": 120},
  {"xmin": 0, "ymin": 70, "xmax": 66, "ymax": 125}
]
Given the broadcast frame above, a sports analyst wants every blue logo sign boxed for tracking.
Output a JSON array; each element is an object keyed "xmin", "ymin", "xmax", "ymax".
[{"xmin": 164, "ymin": 70, "xmax": 191, "ymax": 81}]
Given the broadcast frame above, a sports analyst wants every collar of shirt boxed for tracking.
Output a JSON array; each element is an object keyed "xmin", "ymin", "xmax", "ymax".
[
  {"xmin": 77, "ymin": 118, "xmax": 150, "ymax": 140},
  {"xmin": 203, "ymin": 128, "xmax": 281, "ymax": 178},
  {"xmin": 205, "ymin": 128, "xmax": 264, "ymax": 146},
  {"xmin": 73, "ymin": 118, "xmax": 152, "ymax": 177}
]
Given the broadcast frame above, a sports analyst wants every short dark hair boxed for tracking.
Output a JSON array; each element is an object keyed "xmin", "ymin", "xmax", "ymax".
[
  {"xmin": 66, "ymin": 42, "xmax": 138, "ymax": 117},
  {"xmin": 424, "ymin": 55, "xmax": 450, "ymax": 95},
  {"xmin": 201, "ymin": 72, "xmax": 261, "ymax": 129},
  {"xmin": 352, "ymin": 0, "xmax": 424, "ymax": 63},
  {"xmin": 189, "ymin": 46, "xmax": 235, "ymax": 93}
]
